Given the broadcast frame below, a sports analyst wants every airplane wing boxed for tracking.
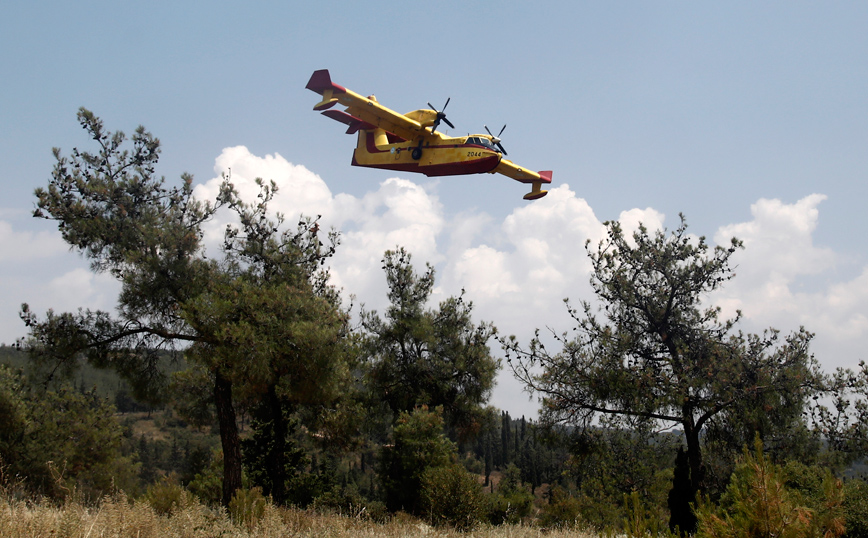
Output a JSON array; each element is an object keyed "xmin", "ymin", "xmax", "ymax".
[
  {"xmin": 306, "ymin": 70, "xmax": 433, "ymax": 142},
  {"xmin": 492, "ymin": 159, "xmax": 553, "ymax": 200}
]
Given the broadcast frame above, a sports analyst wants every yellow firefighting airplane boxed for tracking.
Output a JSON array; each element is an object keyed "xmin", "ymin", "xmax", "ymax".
[{"xmin": 306, "ymin": 70, "xmax": 552, "ymax": 200}]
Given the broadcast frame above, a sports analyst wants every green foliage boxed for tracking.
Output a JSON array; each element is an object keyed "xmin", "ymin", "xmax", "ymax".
[
  {"xmin": 24, "ymin": 109, "xmax": 213, "ymax": 404},
  {"xmin": 169, "ymin": 364, "xmax": 215, "ymax": 428},
  {"xmin": 1, "ymin": 345, "xmax": 175, "ymax": 408},
  {"xmin": 283, "ymin": 474, "xmax": 325, "ymax": 508},
  {"xmin": 537, "ymin": 486, "xmax": 583, "ymax": 529},
  {"xmin": 814, "ymin": 361, "xmax": 868, "ymax": 462},
  {"xmin": 126, "ymin": 418, "xmax": 217, "ymax": 493},
  {"xmin": 186, "ymin": 449, "xmax": 225, "ymax": 505},
  {"xmin": 379, "ymin": 406, "xmax": 456, "ymax": 514},
  {"xmin": 556, "ymin": 422, "xmax": 675, "ymax": 531},
  {"xmin": 486, "ymin": 463, "xmax": 535, "ymax": 525},
  {"xmin": 312, "ymin": 484, "xmax": 387, "ymax": 521},
  {"xmin": 0, "ymin": 365, "xmax": 137, "ymax": 500},
  {"xmin": 22, "ymin": 109, "xmax": 351, "ymax": 507},
  {"xmin": 279, "ymin": 453, "xmax": 347, "ymax": 508},
  {"xmin": 0, "ymin": 366, "xmax": 26, "ymax": 471},
  {"xmin": 843, "ymin": 479, "xmax": 868, "ymax": 538},
  {"xmin": 419, "ymin": 463, "xmax": 485, "ymax": 530},
  {"xmin": 506, "ymin": 217, "xmax": 822, "ymax": 505},
  {"xmin": 624, "ymin": 490, "xmax": 676, "ymax": 538},
  {"xmin": 363, "ymin": 248, "xmax": 499, "ymax": 440},
  {"xmin": 241, "ymin": 391, "xmax": 307, "ymax": 505},
  {"xmin": 695, "ymin": 439, "xmax": 845, "ymax": 538}
]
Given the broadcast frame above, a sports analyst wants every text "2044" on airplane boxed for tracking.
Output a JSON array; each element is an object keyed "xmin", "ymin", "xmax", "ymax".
[{"xmin": 306, "ymin": 69, "xmax": 552, "ymax": 200}]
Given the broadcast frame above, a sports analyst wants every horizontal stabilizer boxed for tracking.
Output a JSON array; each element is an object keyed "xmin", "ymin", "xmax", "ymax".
[
  {"xmin": 523, "ymin": 180, "xmax": 549, "ymax": 200},
  {"xmin": 522, "ymin": 172, "xmax": 552, "ymax": 200}
]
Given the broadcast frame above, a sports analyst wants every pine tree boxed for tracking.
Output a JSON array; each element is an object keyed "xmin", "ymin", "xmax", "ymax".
[{"xmin": 506, "ymin": 217, "xmax": 822, "ymax": 499}]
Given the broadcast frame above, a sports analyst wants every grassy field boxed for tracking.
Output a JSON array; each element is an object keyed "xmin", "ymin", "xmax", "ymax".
[{"xmin": 0, "ymin": 493, "xmax": 599, "ymax": 538}]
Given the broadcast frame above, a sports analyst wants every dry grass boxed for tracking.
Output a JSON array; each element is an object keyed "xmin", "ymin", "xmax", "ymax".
[{"xmin": 0, "ymin": 493, "xmax": 600, "ymax": 538}]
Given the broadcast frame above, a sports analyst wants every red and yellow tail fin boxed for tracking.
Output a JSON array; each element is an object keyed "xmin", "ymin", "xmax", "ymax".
[{"xmin": 305, "ymin": 69, "xmax": 347, "ymax": 111}]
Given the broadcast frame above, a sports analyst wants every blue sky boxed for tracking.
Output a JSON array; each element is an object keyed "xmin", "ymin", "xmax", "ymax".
[{"xmin": 2, "ymin": 2, "xmax": 867, "ymax": 417}]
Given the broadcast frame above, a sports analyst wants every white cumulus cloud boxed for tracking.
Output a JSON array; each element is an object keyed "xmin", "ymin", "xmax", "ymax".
[
  {"xmin": 8, "ymin": 149, "xmax": 864, "ymax": 418},
  {"xmin": 711, "ymin": 194, "xmax": 865, "ymax": 370},
  {"xmin": 0, "ymin": 220, "xmax": 68, "ymax": 262},
  {"xmin": 713, "ymin": 194, "xmax": 835, "ymax": 320},
  {"xmin": 44, "ymin": 268, "xmax": 119, "ymax": 314}
]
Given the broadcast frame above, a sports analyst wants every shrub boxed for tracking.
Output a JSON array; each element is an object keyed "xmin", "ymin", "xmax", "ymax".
[
  {"xmin": 312, "ymin": 484, "xmax": 387, "ymax": 521},
  {"xmin": 419, "ymin": 464, "xmax": 485, "ymax": 530},
  {"xmin": 229, "ymin": 487, "xmax": 267, "ymax": 530},
  {"xmin": 844, "ymin": 479, "xmax": 868, "ymax": 538},
  {"xmin": 624, "ymin": 490, "xmax": 673, "ymax": 538},
  {"xmin": 695, "ymin": 439, "xmax": 845, "ymax": 538},
  {"xmin": 186, "ymin": 448, "xmax": 223, "ymax": 505},
  {"xmin": 537, "ymin": 486, "xmax": 583, "ymax": 529},
  {"xmin": 486, "ymin": 464, "xmax": 535, "ymax": 525},
  {"xmin": 143, "ymin": 476, "xmax": 192, "ymax": 516},
  {"xmin": 487, "ymin": 490, "xmax": 535, "ymax": 525},
  {"xmin": 312, "ymin": 484, "xmax": 363, "ymax": 514},
  {"xmin": 0, "ymin": 366, "xmax": 136, "ymax": 501},
  {"xmin": 379, "ymin": 407, "xmax": 456, "ymax": 514}
]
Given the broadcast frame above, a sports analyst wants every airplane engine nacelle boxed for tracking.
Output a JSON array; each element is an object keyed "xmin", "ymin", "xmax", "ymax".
[{"xmin": 403, "ymin": 109, "xmax": 438, "ymax": 128}]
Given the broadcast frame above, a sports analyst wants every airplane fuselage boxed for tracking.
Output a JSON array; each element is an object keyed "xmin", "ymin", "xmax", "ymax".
[{"xmin": 352, "ymin": 130, "xmax": 503, "ymax": 177}]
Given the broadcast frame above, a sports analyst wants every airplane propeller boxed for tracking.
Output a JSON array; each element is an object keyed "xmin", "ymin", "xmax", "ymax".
[
  {"xmin": 485, "ymin": 124, "xmax": 508, "ymax": 155},
  {"xmin": 428, "ymin": 98, "xmax": 454, "ymax": 133}
]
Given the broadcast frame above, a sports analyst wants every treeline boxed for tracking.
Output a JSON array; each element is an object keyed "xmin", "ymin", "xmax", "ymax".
[
  {"xmin": 0, "ymin": 342, "xmax": 571, "ymax": 525},
  {"xmin": 3, "ymin": 108, "xmax": 868, "ymax": 535}
]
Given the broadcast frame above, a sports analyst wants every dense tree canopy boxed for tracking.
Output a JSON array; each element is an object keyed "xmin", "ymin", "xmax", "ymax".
[{"xmin": 20, "ymin": 108, "xmax": 349, "ymax": 506}]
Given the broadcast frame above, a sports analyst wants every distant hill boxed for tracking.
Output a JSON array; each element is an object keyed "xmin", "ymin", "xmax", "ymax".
[{"xmin": 0, "ymin": 344, "xmax": 187, "ymax": 411}]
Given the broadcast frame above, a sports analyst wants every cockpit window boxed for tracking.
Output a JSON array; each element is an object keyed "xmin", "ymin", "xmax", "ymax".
[{"xmin": 466, "ymin": 137, "xmax": 497, "ymax": 150}]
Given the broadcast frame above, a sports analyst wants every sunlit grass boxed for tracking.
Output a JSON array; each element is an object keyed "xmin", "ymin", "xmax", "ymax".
[{"xmin": 0, "ymin": 492, "xmax": 600, "ymax": 538}]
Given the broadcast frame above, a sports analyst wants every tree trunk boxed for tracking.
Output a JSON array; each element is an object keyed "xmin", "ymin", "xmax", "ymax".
[
  {"xmin": 668, "ymin": 415, "xmax": 705, "ymax": 535},
  {"xmin": 265, "ymin": 385, "xmax": 289, "ymax": 505},
  {"xmin": 668, "ymin": 446, "xmax": 697, "ymax": 535},
  {"xmin": 684, "ymin": 424, "xmax": 705, "ymax": 495},
  {"xmin": 214, "ymin": 370, "xmax": 242, "ymax": 507}
]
